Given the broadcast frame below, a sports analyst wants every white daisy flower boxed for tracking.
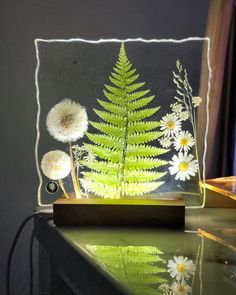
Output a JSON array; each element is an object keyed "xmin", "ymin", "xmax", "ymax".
[
  {"xmin": 167, "ymin": 256, "xmax": 195, "ymax": 281},
  {"xmin": 46, "ymin": 98, "xmax": 88, "ymax": 143},
  {"xmin": 159, "ymin": 283, "xmax": 171, "ymax": 294},
  {"xmin": 179, "ymin": 111, "xmax": 189, "ymax": 121},
  {"xmin": 160, "ymin": 113, "xmax": 182, "ymax": 138},
  {"xmin": 169, "ymin": 152, "xmax": 198, "ymax": 181},
  {"xmin": 171, "ymin": 103, "xmax": 183, "ymax": 113},
  {"xmin": 192, "ymin": 96, "xmax": 202, "ymax": 108},
  {"xmin": 41, "ymin": 150, "xmax": 71, "ymax": 180},
  {"xmin": 171, "ymin": 282, "xmax": 191, "ymax": 295},
  {"xmin": 159, "ymin": 137, "xmax": 172, "ymax": 148},
  {"xmin": 173, "ymin": 131, "xmax": 195, "ymax": 152}
]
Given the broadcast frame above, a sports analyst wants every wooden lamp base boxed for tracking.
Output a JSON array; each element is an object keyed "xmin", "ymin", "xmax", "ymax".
[{"xmin": 53, "ymin": 195, "xmax": 185, "ymax": 228}]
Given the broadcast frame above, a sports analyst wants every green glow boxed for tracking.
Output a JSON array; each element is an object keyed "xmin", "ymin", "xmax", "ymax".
[
  {"xmin": 82, "ymin": 43, "xmax": 168, "ymax": 199},
  {"xmin": 86, "ymin": 245, "xmax": 167, "ymax": 295}
]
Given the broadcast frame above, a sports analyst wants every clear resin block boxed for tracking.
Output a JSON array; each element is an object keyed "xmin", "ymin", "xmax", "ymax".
[{"xmin": 35, "ymin": 38, "xmax": 211, "ymax": 206}]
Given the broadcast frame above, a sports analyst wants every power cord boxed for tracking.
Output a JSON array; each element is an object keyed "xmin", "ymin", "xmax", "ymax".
[{"xmin": 6, "ymin": 210, "xmax": 53, "ymax": 295}]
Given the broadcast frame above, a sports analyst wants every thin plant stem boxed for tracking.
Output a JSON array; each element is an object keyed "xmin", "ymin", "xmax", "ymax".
[
  {"xmin": 58, "ymin": 179, "xmax": 69, "ymax": 198},
  {"xmin": 193, "ymin": 111, "xmax": 203, "ymax": 193},
  {"xmin": 68, "ymin": 142, "xmax": 81, "ymax": 198}
]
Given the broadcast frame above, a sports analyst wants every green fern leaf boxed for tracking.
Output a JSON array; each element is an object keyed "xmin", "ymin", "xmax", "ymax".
[
  {"xmin": 126, "ymin": 73, "xmax": 139, "ymax": 84},
  {"xmin": 103, "ymin": 90, "xmax": 124, "ymax": 105},
  {"xmin": 124, "ymin": 171, "xmax": 167, "ymax": 183},
  {"xmin": 128, "ymin": 121, "xmax": 161, "ymax": 133},
  {"xmin": 126, "ymin": 144, "xmax": 168, "ymax": 157},
  {"xmin": 97, "ymin": 99, "xmax": 126, "ymax": 116},
  {"xmin": 81, "ymin": 179, "xmax": 118, "ymax": 198},
  {"xmin": 126, "ymin": 68, "xmax": 137, "ymax": 78},
  {"xmin": 128, "ymin": 90, "xmax": 150, "ymax": 101},
  {"xmin": 127, "ymin": 131, "xmax": 162, "ymax": 144},
  {"xmin": 105, "ymin": 84, "xmax": 124, "ymax": 96},
  {"xmin": 83, "ymin": 172, "xmax": 119, "ymax": 186},
  {"xmin": 125, "ymin": 157, "xmax": 167, "ymax": 170},
  {"xmin": 123, "ymin": 182, "xmax": 164, "ymax": 196},
  {"xmin": 93, "ymin": 109, "xmax": 125, "ymax": 126},
  {"xmin": 82, "ymin": 160, "xmax": 119, "ymax": 174},
  {"xmin": 86, "ymin": 133, "xmax": 123, "ymax": 150},
  {"xmin": 111, "ymin": 72, "xmax": 123, "ymax": 81},
  {"xmin": 90, "ymin": 122, "xmax": 125, "ymax": 138},
  {"xmin": 128, "ymin": 107, "xmax": 160, "ymax": 122},
  {"xmin": 83, "ymin": 43, "xmax": 168, "ymax": 198},
  {"xmin": 128, "ymin": 96, "xmax": 155, "ymax": 111},
  {"xmin": 84, "ymin": 144, "xmax": 122, "ymax": 162},
  {"xmin": 109, "ymin": 76, "xmax": 125, "ymax": 88},
  {"xmin": 126, "ymin": 82, "xmax": 146, "ymax": 93}
]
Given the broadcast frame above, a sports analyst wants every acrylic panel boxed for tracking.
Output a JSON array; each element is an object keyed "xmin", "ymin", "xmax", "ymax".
[{"xmin": 35, "ymin": 38, "xmax": 211, "ymax": 206}]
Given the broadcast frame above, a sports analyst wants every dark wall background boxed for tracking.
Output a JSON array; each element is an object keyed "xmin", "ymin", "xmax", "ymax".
[{"xmin": 0, "ymin": 0, "xmax": 210, "ymax": 294}]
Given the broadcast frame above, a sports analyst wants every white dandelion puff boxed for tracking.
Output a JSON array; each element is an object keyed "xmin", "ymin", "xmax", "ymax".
[
  {"xmin": 160, "ymin": 113, "xmax": 182, "ymax": 138},
  {"xmin": 167, "ymin": 256, "xmax": 195, "ymax": 281},
  {"xmin": 46, "ymin": 98, "xmax": 88, "ymax": 143},
  {"xmin": 192, "ymin": 96, "xmax": 202, "ymax": 108},
  {"xmin": 169, "ymin": 152, "xmax": 198, "ymax": 181},
  {"xmin": 173, "ymin": 131, "xmax": 195, "ymax": 152},
  {"xmin": 41, "ymin": 150, "xmax": 71, "ymax": 180}
]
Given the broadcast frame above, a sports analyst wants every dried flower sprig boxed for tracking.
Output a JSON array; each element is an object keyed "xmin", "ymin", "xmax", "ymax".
[{"xmin": 159, "ymin": 60, "xmax": 202, "ymax": 183}]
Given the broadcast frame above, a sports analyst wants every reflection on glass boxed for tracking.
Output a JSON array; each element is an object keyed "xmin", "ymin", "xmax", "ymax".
[{"xmin": 86, "ymin": 245, "xmax": 167, "ymax": 295}]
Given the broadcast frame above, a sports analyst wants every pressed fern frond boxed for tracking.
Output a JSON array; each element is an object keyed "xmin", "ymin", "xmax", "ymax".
[
  {"xmin": 128, "ymin": 121, "xmax": 161, "ymax": 133},
  {"xmin": 125, "ymin": 157, "xmax": 167, "ymax": 170},
  {"xmin": 82, "ymin": 160, "xmax": 119, "ymax": 174},
  {"xmin": 83, "ymin": 43, "xmax": 168, "ymax": 198},
  {"xmin": 124, "ymin": 171, "xmax": 166, "ymax": 183},
  {"xmin": 89, "ymin": 122, "xmax": 125, "ymax": 138},
  {"xmin": 97, "ymin": 99, "xmax": 126, "ymax": 116},
  {"xmin": 86, "ymin": 133, "xmax": 122, "ymax": 150},
  {"xmin": 127, "ymin": 131, "xmax": 162, "ymax": 144},
  {"xmin": 126, "ymin": 145, "xmax": 168, "ymax": 157},
  {"xmin": 128, "ymin": 107, "xmax": 160, "ymax": 122},
  {"xmin": 128, "ymin": 96, "xmax": 155, "ymax": 111}
]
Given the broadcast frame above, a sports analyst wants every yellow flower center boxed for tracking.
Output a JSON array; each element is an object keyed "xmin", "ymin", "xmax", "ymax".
[
  {"xmin": 180, "ymin": 138, "xmax": 188, "ymax": 146},
  {"xmin": 167, "ymin": 121, "xmax": 175, "ymax": 129},
  {"xmin": 178, "ymin": 162, "xmax": 189, "ymax": 171},
  {"xmin": 61, "ymin": 113, "xmax": 74, "ymax": 128},
  {"xmin": 177, "ymin": 263, "xmax": 186, "ymax": 273},
  {"xmin": 53, "ymin": 165, "xmax": 62, "ymax": 172},
  {"xmin": 177, "ymin": 284, "xmax": 186, "ymax": 292}
]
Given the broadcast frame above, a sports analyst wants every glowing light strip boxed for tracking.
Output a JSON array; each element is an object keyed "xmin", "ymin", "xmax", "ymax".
[
  {"xmin": 34, "ymin": 37, "xmax": 211, "ymax": 207},
  {"xmin": 34, "ymin": 40, "xmax": 44, "ymax": 207}
]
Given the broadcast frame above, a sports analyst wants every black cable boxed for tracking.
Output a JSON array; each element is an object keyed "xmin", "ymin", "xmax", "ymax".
[
  {"xmin": 29, "ymin": 214, "xmax": 52, "ymax": 295},
  {"xmin": 6, "ymin": 210, "xmax": 51, "ymax": 295},
  {"xmin": 29, "ymin": 216, "xmax": 42, "ymax": 295}
]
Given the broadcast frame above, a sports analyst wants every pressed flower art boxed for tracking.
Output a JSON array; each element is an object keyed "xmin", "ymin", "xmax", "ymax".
[
  {"xmin": 41, "ymin": 150, "xmax": 71, "ymax": 180},
  {"xmin": 46, "ymin": 98, "xmax": 88, "ymax": 143},
  {"xmin": 36, "ymin": 39, "xmax": 209, "ymax": 204},
  {"xmin": 82, "ymin": 43, "xmax": 169, "ymax": 198},
  {"xmin": 41, "ymin": 99, "xmax": 89, "ymax": 198},
  {"xmin": 159, "ymin": 60, "xmax": 203, "ymax": 184}
]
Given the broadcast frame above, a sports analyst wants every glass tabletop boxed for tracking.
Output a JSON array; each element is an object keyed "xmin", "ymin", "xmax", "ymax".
[{"xmin": 57, "ymin": 220, "xmax": 236, "ymax": 295}]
